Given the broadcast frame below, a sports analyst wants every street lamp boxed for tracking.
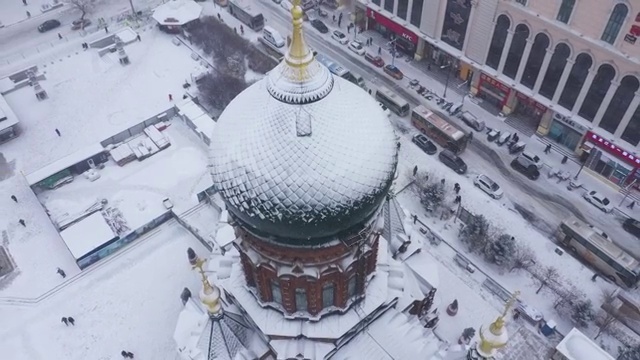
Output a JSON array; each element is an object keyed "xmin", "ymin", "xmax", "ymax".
[
  {"xmin": 441, "ymin": 62, "xmax": 452, "ymax": 99},
  {"xmin": 388, "ymin": 38, "xmax": 399, "ymax": 66}
]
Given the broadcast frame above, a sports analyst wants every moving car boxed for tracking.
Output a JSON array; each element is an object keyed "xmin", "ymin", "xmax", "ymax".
[
  {"xmin": 280, "ymin": 0, "xmax": 293, "ymax": 11},
  {"xmin": 412, "ymin": 134, "xmax": 437, "ymax": 155},
  {"xmin": 71, "ymin": 18, "xmax": 91, "ymax": 30},
  {"xmin": 365, "ymin": 52, "xmax": 385, "ymax": 67},
  {"xmin": 438, "ymin": 149, "xmax": 467, "ymax": 174},
  {"xmin": 348, "ymin": 41, "xmax": 365, "ymax": 55},
  {"xmin": 623, "ymin": 218, "xmax": 640, "ymax": 238},
  {"xmin": 510, "ymin": 157, "xmax": 540, "ymax": 180},
  {"xmin": 583, "ymin": 190, "xmax": 613, "ymax": 213},
  {"xmin": 377, "ymin": 102, "xmax": 391, "ymax": 118},
  {"xmin": 310, "ymin": 19, "xmax": 329, "ymax": 33},
  {"xmin": 460, "ymin": 111, "xmax": 485, "ymax": 132},
  {"xmin": 331, "ymin": 30, "xmax": 348, "ymax": 44},
  {"xmin": 474, "ymin": 174, "xmax": 504, "ymax": 199},
  {"xmin": 383, "ymin": 64, "xmax": 403, "ymax": 80},
  {"xmin": 519, "ymin": 151, "xmax": 542, "ymax": 169},
  {"xmin": 38, "ymin": 19, "xmax": 61, "ymax": 33}
]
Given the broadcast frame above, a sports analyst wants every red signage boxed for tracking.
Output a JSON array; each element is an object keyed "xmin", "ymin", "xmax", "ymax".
[
  {"xmin": 586, "ymin": 131, "xmax": 640, "ymax": 168},
  {"xmin": 515, "ymin": 92, "xmax": 547, "ymax": 112},
  {"xmin": 480, "ymin": 73, "xmax": 511, "ymax": 93},
  {"xmin": 366, "ymin": 8, "xmax": 418, "ymax": 45}
]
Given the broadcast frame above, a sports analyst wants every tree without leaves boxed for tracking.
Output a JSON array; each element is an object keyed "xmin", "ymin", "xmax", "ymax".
[
  {"xmin": 595, "ymin": 290, "xmax": 619, "ymax": 339},
  {"xmin": 198, "ymin": 72, "xmax": 248, "ymax": 110},
  {"xmin": 617, "ymin": 344, "xmax": 640, "ymax": 360},
  {"xmin": 534, "ymin": 265, "xmax": 560, "ymax": 294},
  {"xmin": 508, "ymin": 241, "xmax": 536, "ymax": 273},
  {"xmin": 65, "ymin": 0, "xmax": 95, "ymax": 20},
  {"xmin": 571, "ymin": 299, "xmax": 595, "ymax": 328},
  {"xmin": 484, "ymin": 234, "xmax": 516, "ymax": 267},
  {"xmin": 553, "ymin": 283, "xmax": 585, "ymax": 318}
]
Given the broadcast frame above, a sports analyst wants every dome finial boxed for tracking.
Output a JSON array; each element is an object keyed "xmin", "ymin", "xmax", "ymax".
[
  {"xmin": 187, "ymin": 248, "xmax": 222, "ymax": 315},
  {"xmin": 285, "ymin": 0, "xmax": 314, "ymax": 76},
  {"xmin": 475, "ymin": 291, "xmax": 519, "ymax": 357}
]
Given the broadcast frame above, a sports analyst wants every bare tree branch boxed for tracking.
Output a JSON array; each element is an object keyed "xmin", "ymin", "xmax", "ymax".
[{"xmin": 65, "ymin": 0, "xmax": 96, "ymax": 20}]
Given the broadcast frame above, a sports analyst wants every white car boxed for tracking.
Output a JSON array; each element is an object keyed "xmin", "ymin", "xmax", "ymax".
[
  {"xmin": 519, "ymin": 151, "xmax": 542, "ymax": 169},
  {"xmin": 583, "ymin": 190, "xmax": 613, "ymax": 213},
  {"xmin": 348, "ymin": 41, "xmax": 365, "ymax": 56},
  {"xmin": 377, "ymin": 102, "xmax": 391, "ymax": 117},
  {"xmin": 474, "ymin": 174, "xmax": 504, "ymax": 199},
  {"xmin": 280, "ymin": 0, "xmax": 292, "ymax": 11},
  {"xmin": 331, "ymin": 30, "xmax": 348, "ymax": 45}
]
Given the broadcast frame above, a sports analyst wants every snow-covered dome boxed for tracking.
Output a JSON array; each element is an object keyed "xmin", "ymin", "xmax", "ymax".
[{"xmin": 209, "ymin": 2, "xmax": 397, "ymax": 244}]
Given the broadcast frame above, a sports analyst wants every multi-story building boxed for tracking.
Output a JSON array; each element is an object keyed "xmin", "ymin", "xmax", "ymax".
[{"xmin": 355, "ymin": 0, "xmax": 640, "ymax": 188}]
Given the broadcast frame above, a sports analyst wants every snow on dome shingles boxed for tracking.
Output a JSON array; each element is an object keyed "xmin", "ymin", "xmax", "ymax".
[
  {"xmin": 209, "ymin": 76, "xmax": 398, "ymax": 242},
  {"xmin": 266, "ymin": 58, "xmax": 334, "ymax": 104}
]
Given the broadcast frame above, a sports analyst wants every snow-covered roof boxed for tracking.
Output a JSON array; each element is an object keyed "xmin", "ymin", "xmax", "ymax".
[
  {"xmin": 25, "ymin": 143, "xmax": 105, "ymax": 185},
  {"xmin": 152, "ymin": 0, "xmax": 202, "ymax": 26},
  {"xmin": 0, "ymin": 93, "xmax": 19, "ymax": 131},
  {"xmin": 554, "ymin": 328, "xmax": 614, "ymax": 360},
  {"xmin": 59, "ymin": 212, "xmax": 117, "ymax": 259},
  {"xmin": 176, "ymin": 99, "xmax": 217, "ymax": 141}
]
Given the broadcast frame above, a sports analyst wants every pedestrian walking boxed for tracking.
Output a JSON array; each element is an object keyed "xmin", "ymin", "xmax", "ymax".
[
  {"xmin": 18, "ymin": 219, "xmax": 25, "ymax": 227},
  {"xmin": 58, "ymin": 33, "xmax": 62, "ymax": 40},
  {"xmin": 234, "ymin": 27, "xmax": 237, "ymax": 34},
  {"xmin": 121, "ymin": 351, "xmax": 129, "ymax": 358},
  {"xmin": 413, "ymin": 214, "xmax": 418, "ymax": 224},
  {"xmin": 56, "ymin": 267, "xmax": 66, "ymax": 278},
  {"xmin": 68, "ymin": 317, "xmax": 75, "ymax": 326},
  {"xmin": 369, "ymin": 36, "xmax": 373, "ymax": 46},
  {"xmin": 332, "ymin": 14, "xmax": 336, "ymax": 23},
  {"xmin": 440, "ymin": 178, "xmax": 445, "ymax": 186},
  {"xmin": 338, "ymin": 18, "xmax": 342, "ymax": 27},
  {"xmin": 454, "ymin": 183, "xmax": 460, "ymax": 194},
  {"xmin": 61, "ymin": 317, "xmax": 69, "ymax": 326},
  {"xmin": 11, "ymin": 195, "xmax": 17, "ymax": 203},
  {"xmin": 413, "ymin": 165, "xmax": 418, "ymax": 177},
  {"xmin": 396, "ymin": 142, "xmax": 401, "ymax": 149},
  {"xmin": 23, "ymin": 0, "xmax": 28, "ymax": 5},
  {"xmin": 26, "ymin": 10, "xmax": 31, "ymax": 17},
  {"xmin": 591, "ymin": 273, "xmax": 598, "ymax": 282},
  {"xmin": 55, "ymin": 128, "xmax": 61, "ymax": 136},
  {"xmin": 544, "ymin": 144, "xmax": 552, "ymax": 154},
  {"xmin": 126, "ymin": 352, "xmax": 134, "ymax": 358},
  {"xmin": 628, "ymin": 200, "xmax": 636, "ymax": 209},
  {"xmin": 104, "ymin": 26, "xmax": 109, "ymax": 34},
  {"xmin": 136, "ymin": 34, "xmax": 141, "ymax": 41},
  {"xmin": 347, "ymin": 25, "xmax": 350, "ymax": 34},
  {"xmin": 377, "ymin": 46, "xmax": 381, "ymax": 55},
  {"xmin": 368, "ymin": 89, "xmax": 372, "ymax": 95},
  {"xmin": 240, "ymin": 25, "xmax": 244, "ymax": 35},
  {"xmin": 168, "ymin": 94, "xmax": 173, "ymax": 101}
]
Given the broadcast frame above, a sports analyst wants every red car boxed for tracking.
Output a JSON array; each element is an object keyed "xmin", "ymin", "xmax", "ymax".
[
  {"xmin": 365, "ymin": 52, "xmax": 385, "ymax": 67},
  {"xmin": 384, "ymin": 64, "xmax": 403, "ymax": 80}
]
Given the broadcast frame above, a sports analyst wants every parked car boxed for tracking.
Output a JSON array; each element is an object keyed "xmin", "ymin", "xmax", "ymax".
[
  {"xmin": 280, "ymin": 0, "xmax": 293, "ymax": 11},
  {"xmin": 71, "ymin": 18, "xmax": 91, "ymax": 30},
  {"xmin": 272, "ymin": 0, "xmax": 282, "ymax": 4},
  {"xmin": 412, "ymin": 134, "xmax": 437, "ymax": 155},
  {"xmin": 310, "ymin": 19, "xmax": 329, "ymax": 33},
  {"xmin": 38, "ymin": 19, "xmax": 61, "ymax": 32},
  {"xmin": 331, "ymin": 30, "xmax": 348, "ymax": 44},
  {"xmin": 377, "ymin": 102, "xmax": 391, "ymax": 118},
  {"xmin": 510, "ymin": 157, "xmax": 540, "ymax": 180},
  {"xmin": 438, "ymin": 149, "xmax": 467, "ymax": 174},
  {"xmin": 365, "ymin": 52, "xmax": 385, "ymax": 67},
  {"xmin": 519, "ymin": 151, "xmax": 542, "ymax": 169},
  {"xmin": 348, "ymin": 41, "xmax": 365, "ymax": 55},
  {"xmin": 383, "ymin": 64, "xmax": 403, "ymax": 80},
  {"xmin": 583, "ymin": 190, "xmax": 613, "ymax": 213},
  {"xmin": 460, "ymin": 111, "xmax": 485, "ymax": 132},
  {"xmin": 474, "ymin": 174, "xmax": 504, "ymax": 199},
  {"xmin": 623, "ymin": 218, "xmax": 640, "ymax": 238}
]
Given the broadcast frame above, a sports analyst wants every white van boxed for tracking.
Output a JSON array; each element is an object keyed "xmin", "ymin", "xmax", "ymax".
[{"xmin": 263, "ymin": 26, "xmax": 285, "ymax": 48}]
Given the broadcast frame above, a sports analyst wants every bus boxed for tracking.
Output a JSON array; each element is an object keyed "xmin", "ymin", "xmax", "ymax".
[
  {"xmin": 411, "ymin": 105, "xmax": 469, "ymax": 154},
  {"xmin": 229, "ymin": 0, "xmax": 264, "ymax": 31},
  {"xmin": 375, "ymin": 86, "xmax": 410, "ymax": 117},
  {"xmin": 557, "ymin": 217, "xmax": 640, "ymax": 288},
  {"xmin": 315, "ymin": 54, "xmax": 363, "ymax": 88}
]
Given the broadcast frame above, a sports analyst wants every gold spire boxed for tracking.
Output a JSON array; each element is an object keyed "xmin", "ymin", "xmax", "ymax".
[
  {"xmin": 189, "ymin": 248, "xmax": 222, "ymax": 315},
  {"xmin": 490, "ymin": 290, "xmax": 520, "ymax": 334},
  {"xmin": 285, "ymin": 0, "xmax": 314, "ymax": 74},
  {"xmin": 477, "ymin": 291, "xmax": 520, "ymax": 355}
]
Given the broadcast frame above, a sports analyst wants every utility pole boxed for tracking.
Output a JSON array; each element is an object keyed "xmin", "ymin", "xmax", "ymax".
[
  {"xmin": 128, "ymin": 0, "xmax": 136, "ymax": 17},
  {"xmin": 442, "ymin": 62, "xmax": 452, "ymax": 99},
  {"xmin": 388, "ymin": 38, "xmax": 398, "ymax": 66}
]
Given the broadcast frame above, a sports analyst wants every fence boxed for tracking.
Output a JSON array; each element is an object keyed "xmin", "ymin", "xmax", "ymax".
[{"xmin": 99, "ymin": 107, "xmax": 176, "ymax": 147}]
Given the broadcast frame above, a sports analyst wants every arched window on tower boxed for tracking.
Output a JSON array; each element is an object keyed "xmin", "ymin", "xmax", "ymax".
[
  {"xmin": 295, "ymin": 288, "xmax": 308, "ymax": 312},
  {"xmin": 556, "ymin": 0, "xmax": 575, "ymax": 24},
  {"xmin": 322, "ymin": 283, "xmax": 335, "ymax": 308},
  {"xmin": 271, "ymin": 280, "xmax": 282, "ymax": 304},
  {"xmin": 347, "ymin": 276, "xmax": 357, "ymax": 298},
  {"xmin": 601, "ymin": 3, "xmax": 629, "ymax": 44},
  {"xmin": 486, "ymin": 15, "xmax": 511, "ymax": 70}
]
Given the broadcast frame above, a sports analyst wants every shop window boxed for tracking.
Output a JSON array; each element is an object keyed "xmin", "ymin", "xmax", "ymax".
[
  {"xmin": 578, "ymin": 64, "xmax": 616, "ymax": 122},
  {"xmin": 556, "ymin": 0, "xmax": 575, "ymax": 24},
  {"xmin": 503, "ymin": 24, "xmax": 530, "ymax": 79},
  {"xmin": 621, "ymin": 105, "xmax": 640, "ymax": 146},
  {"xmin": 322, "ymin": 283, "xmax": 335, "ymax": 308},
  {"xmin": 372, "ymin": 0, "xmax": 381, "ymax": 5},
  {"xmin": 295, "ymin": 288, "xmax": 307, "ymax": 312},
  {"xmin": 539, "ymin": 43, "xmax": 571, "ymax": 99},
  {"xmin": 486, "ymin": 15, "xmax": 511, "ymax": 70},
  {"xmin": 397, "ymin": 0, "xmax": 408, "ymax": 20},
  {"xmin": 558, "ymin": 53, "xmax": 593, "ymax": 111},
  {"xmin": 347, "ymin": 276, "xmax": 357, "ymax": 297},
  {"xmin": 601, "ymin": 3, "xmax": 628, "ymax": 45},
  {"xmin": 384, "ymin": 0, "xmax": 395, "ymax": 13},
  {"xmin": 410, "ymin": 0, "xmax": 423, "ymax": 27},
  {"xmin": 600, "ymin": 75, "xmax": 640, "ymax": 134},
  {"xmin": 440, "ymin": 0, "xmax": 472, "ymax": 51},
  {"xmin": 520, "ymin": 33, "xmax": 550, "ymax": 89},
  {"xmin": 271, "ymin": 280, "xmax": 282, "ymax": 304}
]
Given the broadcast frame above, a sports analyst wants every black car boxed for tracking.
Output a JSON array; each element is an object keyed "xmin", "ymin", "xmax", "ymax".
[
  {"xmin": 412, "ymin": 134, "xmax": 437, "ymax": 155},
  {"xmin": 438, "ymin": 149, "xmax": 467, "ymax": 174},
  {"xmin": 310, "ymin": 19, "xmax": 328, "ymax": 34},
  {"xmin": 510, "ymin": 157, "xmax": 540, "ymax": 180},
  {"xmin": 623, "ymin": 218, "xmax": 640, "ymax": 238},
  {"xmin": 38, "ymin": 19, "xmax": 61, "ymax": 33}
]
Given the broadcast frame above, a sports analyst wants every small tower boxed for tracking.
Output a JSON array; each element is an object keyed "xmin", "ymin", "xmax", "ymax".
[
  {"xmin": 115, "ymin": 36, "xmax": 130, "ymax": 65},
  {"xmin": 187, "ymin": 248, "xmax": 222, "ymax": 316},
  {"xmin": 27, "ymin": 70, "xmax": 48, "ymax": 100},
  {"xmin": 468, "ymin": 291, "xmax": 520, "ymax": 360}
]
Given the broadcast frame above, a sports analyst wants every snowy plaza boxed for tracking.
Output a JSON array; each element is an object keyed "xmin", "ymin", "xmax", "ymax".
[{"xmin": 0, "ymin": 0, "xmax": 639, "ymax": 359}]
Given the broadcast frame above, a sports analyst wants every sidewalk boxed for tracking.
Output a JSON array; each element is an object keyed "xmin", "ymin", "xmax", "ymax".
[{"xmin": 0, "ymin": 0, "xmax": 64, "ymax": 28}]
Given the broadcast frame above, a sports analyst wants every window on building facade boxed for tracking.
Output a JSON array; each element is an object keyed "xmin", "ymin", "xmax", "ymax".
[
  {"xmin": 502, "ymin": 24, "xmax": 530, "ymax": 79},
  {"xmin": 515, "ymin": 0, "xmax": 527, "ymax": 5},
  {"xmin": 322, "ymin": 283, "xmax": 335, "ymax": 308},
  {"xmin": 486, "ymin": 15, "xmax": 511, "ymax": 70},
  {"xmin": 384, "ymin": 0, "xmax": 395, "ymax": 13},
  {"xmin": 621, "ymin": 106, "xmax": 640, "ymax": 146},
  {"xmin": 397, "ymin": 0, "xmax": 409, "ymax": 20},
  {"xmin": 271, "ymin": 280, "xmax": 282, "ymax": 304},
  {"xmin": 556, "ymin": 0, "xmax": 575, "ymax": 23},
  {"xmin": 372, "ymin": 0, "xmax": 381, "ymax": 5},
  {"xmin": 601, "ymin": 3, "xmax": 628, "ymax": 44},
  {"xmin": 410, "ymin": 0, "xmax": 424, "ymax": 27},
  {"xmin": 578, "ymin": 64, "xmax": 616, "ymax": 121},
  {"xmin": 600, "ymin": 76, "xmax": 640, "ymax": 134},
  {"xmin": 295, "ymin": 288, "xmax": 308, "ymax": 312},
  {"xmin": 440, "ymin": 0, "xmax": 472, "ymax": 51},
  {"xmin": 558, "ymin": 53, "xmax": 593, "ymax": 110},
  {"xmin": 347, "ymin": 276, "xmax": 357, "ymax": 297}
]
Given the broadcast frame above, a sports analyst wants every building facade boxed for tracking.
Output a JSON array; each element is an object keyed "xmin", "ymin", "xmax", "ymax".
[{"xmin": 356, "ymin": 0, "xmax": 640, "ymax": 188}]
